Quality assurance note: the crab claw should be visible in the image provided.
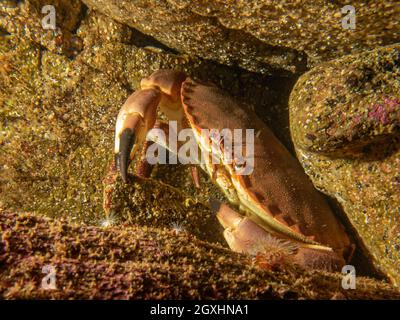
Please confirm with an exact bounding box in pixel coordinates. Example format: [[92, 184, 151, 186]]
[[211, 200, 290, 255], [211, 200, 345, 271], [115, 70, 188, 182], [114, 89, 161, 182]]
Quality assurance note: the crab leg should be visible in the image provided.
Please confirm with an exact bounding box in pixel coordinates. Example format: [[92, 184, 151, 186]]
[[134, 140, 156, 178], [190, 166, 201, 188], [211, 200, 345, 271], [114, 70, 187, 182], [212, 200, 271, 253]]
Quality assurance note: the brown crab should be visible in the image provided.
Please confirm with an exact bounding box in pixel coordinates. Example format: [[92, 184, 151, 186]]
[[114, 69, 354, 271]]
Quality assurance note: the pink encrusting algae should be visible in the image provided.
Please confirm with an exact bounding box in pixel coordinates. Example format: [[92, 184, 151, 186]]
[[368, 97, 400, 125]]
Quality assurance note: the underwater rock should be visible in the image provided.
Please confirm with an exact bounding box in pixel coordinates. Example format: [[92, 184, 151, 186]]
[[289, 44, 400, 286], [102, 162, 226, 245], [81, 0, 399, 74], [0, 0, 85, 57], [1, 209, 400, 299]]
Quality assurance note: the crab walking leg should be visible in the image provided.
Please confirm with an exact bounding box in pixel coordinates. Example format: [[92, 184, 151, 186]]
[[134, 121, 170, 178], [211, 199, 296, 254], [114, 70, 187, 182], [211, 200, 346, 271], [135, 140, 156, 178], [190, 166, 201, 188]]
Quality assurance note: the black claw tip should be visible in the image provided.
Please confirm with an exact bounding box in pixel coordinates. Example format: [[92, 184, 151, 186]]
[[209, 198, 222, 213], [118, 128, 135, 183]]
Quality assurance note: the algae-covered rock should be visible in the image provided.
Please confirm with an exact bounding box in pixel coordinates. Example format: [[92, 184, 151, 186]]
[[0, 0, 84, 57], [0, 31, 127, 224], [1, 209, 399, 299], [102, 162, 226, 245], [81, 0, 400, 74], [289, 44, 400, 285]]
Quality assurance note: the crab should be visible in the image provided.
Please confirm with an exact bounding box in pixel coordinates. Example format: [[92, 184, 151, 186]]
[[113, 69, 354, 271]]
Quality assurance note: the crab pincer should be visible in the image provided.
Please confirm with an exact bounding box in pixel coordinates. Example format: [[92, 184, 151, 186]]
[[114, 70, 186, 182]]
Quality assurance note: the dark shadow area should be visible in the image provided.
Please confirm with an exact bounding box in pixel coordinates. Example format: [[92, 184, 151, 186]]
[[129, 28, 180, 55], [327, 197, 388, 281]]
